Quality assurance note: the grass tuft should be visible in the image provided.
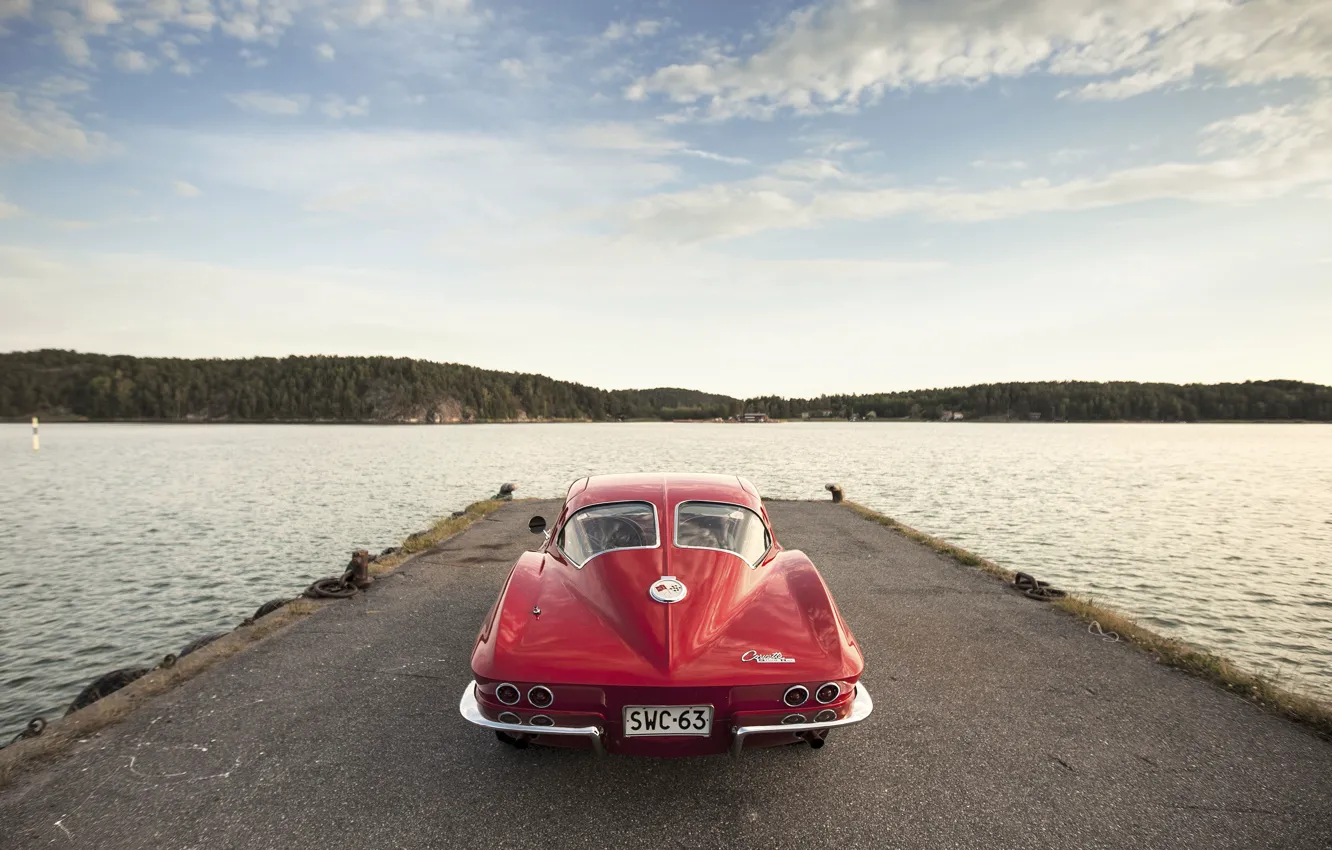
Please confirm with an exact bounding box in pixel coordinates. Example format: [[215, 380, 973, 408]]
[[843, 500, 1332, 738], [368, 499, 507, 575]]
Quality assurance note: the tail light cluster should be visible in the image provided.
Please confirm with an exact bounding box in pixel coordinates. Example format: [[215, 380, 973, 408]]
[[779, 681, 850, 724], [492, 682, 555, 709], [489, 682, 560, 728], [782, 681, 845, 707]]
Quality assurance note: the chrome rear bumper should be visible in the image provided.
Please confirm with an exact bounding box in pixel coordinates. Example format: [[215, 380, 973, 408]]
[[459, 680, 606, 756], [730, 683, 874, 757], [459, 680, 873, 759]]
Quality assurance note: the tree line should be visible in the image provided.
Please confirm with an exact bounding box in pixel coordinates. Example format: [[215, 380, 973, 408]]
[[2, 350, 1329, 423]]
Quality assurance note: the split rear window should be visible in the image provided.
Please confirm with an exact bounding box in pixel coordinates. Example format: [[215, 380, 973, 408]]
[[674, 502, 770, 566], [557, 502, 658, 566]]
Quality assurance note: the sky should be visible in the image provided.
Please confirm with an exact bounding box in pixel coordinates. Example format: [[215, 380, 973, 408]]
[[0, 0, 1329, 397]]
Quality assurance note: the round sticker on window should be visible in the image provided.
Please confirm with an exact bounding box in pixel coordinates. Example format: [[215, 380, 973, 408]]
[[649, 577, 687, 604]]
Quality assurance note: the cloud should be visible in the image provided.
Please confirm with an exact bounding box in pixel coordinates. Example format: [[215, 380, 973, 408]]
[[971, 159, 1028, 170], [630, 0, 1332, 119], [315, 42, 335, 60], [0, 90, 114, 161], [226, 91, 308, 115], [602, 18, 663, 42], [557, 121, 746, 165], [82, 0, 120, 26], [34, 75, 90, 98], [159, 41, 196, 74], [173, 180, 202, 197], [186, 127, 682, 229], [113, 48, 155, 72], [320, 94, 369, 118], [498, 58, 528, 79], [1, 0, 31, 21], [614, 94, 1332, 242], [0, 195, 21, 219]]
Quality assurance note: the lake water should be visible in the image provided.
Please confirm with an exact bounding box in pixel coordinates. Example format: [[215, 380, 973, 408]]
[[2, 422, 1330, 740]]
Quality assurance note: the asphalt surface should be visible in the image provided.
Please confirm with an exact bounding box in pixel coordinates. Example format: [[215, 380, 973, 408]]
[[2, 500, 1330, 850]]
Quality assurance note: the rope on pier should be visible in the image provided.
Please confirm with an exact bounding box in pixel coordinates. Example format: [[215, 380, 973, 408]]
[[1013, 572, 1067, 601]]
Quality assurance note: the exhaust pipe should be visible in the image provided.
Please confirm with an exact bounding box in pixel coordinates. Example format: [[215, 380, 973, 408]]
[[801, 731, 827, 749], [495, 731, 532, 749]]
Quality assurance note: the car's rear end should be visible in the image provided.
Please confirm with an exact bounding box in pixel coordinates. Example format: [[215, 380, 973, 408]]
[[461, 675, 873, 756]]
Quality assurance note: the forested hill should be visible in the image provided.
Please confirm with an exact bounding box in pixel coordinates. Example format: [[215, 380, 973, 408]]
[[2, 350, 1329, 423]]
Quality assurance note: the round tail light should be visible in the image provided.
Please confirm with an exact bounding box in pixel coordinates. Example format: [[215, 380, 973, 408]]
[[530, 715, 554, 727], [783, 685, 809, 707], [528, 686, 554, 708], [814, 709, 836, 722], [497, 711, 521, 725], [815, 682, 841, 704], [495, 683, 521, 705], [781, 714, 805, 725]]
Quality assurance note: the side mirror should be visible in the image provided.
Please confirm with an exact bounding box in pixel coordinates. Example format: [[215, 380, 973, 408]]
[[528, 516, 547, 535]]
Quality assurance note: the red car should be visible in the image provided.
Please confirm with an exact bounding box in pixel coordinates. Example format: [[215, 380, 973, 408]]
[[459, 473, 872, 757]]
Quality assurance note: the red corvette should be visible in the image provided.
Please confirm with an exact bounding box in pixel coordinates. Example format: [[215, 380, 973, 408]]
[[459, 473, 872, 757]]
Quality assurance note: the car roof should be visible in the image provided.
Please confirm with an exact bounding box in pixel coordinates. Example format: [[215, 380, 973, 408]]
[[564, 473, 762, 515]]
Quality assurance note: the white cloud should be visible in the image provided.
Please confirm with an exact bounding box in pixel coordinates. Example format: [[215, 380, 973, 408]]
[[355, 0, 387, 26], [498, 58, 528, 79], [160, 41, 197, 74], [320, 94, 369, 119], [1, 0, 31, 21], [0, 195, 21, 219], [226, 91, 308, 115], [971, 159, 1028, 170], [113, 49, 155, 72], [601, 18, 663, 42], [614, 94, 1332, 242], [631, 0, 1332, 118], [35, 75, 90, 98], [315, 42, 335, 60], [187, 127, 681, 228], [81, 0, 120, 26], [0, 90, 114, 161], [173, 179, 202, 197], [557, 121, 746, 165]]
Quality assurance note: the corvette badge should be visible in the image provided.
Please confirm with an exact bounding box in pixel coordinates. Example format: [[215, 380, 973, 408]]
[[649, 577, 687, 604]]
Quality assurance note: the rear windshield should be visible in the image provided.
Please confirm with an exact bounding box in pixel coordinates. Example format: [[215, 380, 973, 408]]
[[557, 501, 659, 566], [674, 502, 771, 566]]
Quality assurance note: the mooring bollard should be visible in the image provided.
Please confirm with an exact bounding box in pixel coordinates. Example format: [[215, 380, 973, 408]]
[[825, 483, 843, 503], [348, 549, 374, 589]]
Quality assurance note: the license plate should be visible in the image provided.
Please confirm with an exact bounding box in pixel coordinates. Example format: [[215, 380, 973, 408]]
[[623, 705, 713, 737]]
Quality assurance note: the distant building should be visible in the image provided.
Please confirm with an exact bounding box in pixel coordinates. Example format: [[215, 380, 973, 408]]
[[1029, 412, 1042, 421], [741, 412, 769, 423], [940, 410, 965, 421]]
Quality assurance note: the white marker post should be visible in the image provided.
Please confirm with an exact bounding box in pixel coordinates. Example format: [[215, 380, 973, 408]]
[[32, 416, 39, 451]]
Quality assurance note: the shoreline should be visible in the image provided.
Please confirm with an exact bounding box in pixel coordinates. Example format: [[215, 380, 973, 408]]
[[0, 497, 509, 787], [5, 418, 1329, 426], [843, 500, 1332, 738]]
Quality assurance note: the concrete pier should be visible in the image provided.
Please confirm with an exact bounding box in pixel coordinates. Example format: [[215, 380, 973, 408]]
[[1, 500, 1329, 848]]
